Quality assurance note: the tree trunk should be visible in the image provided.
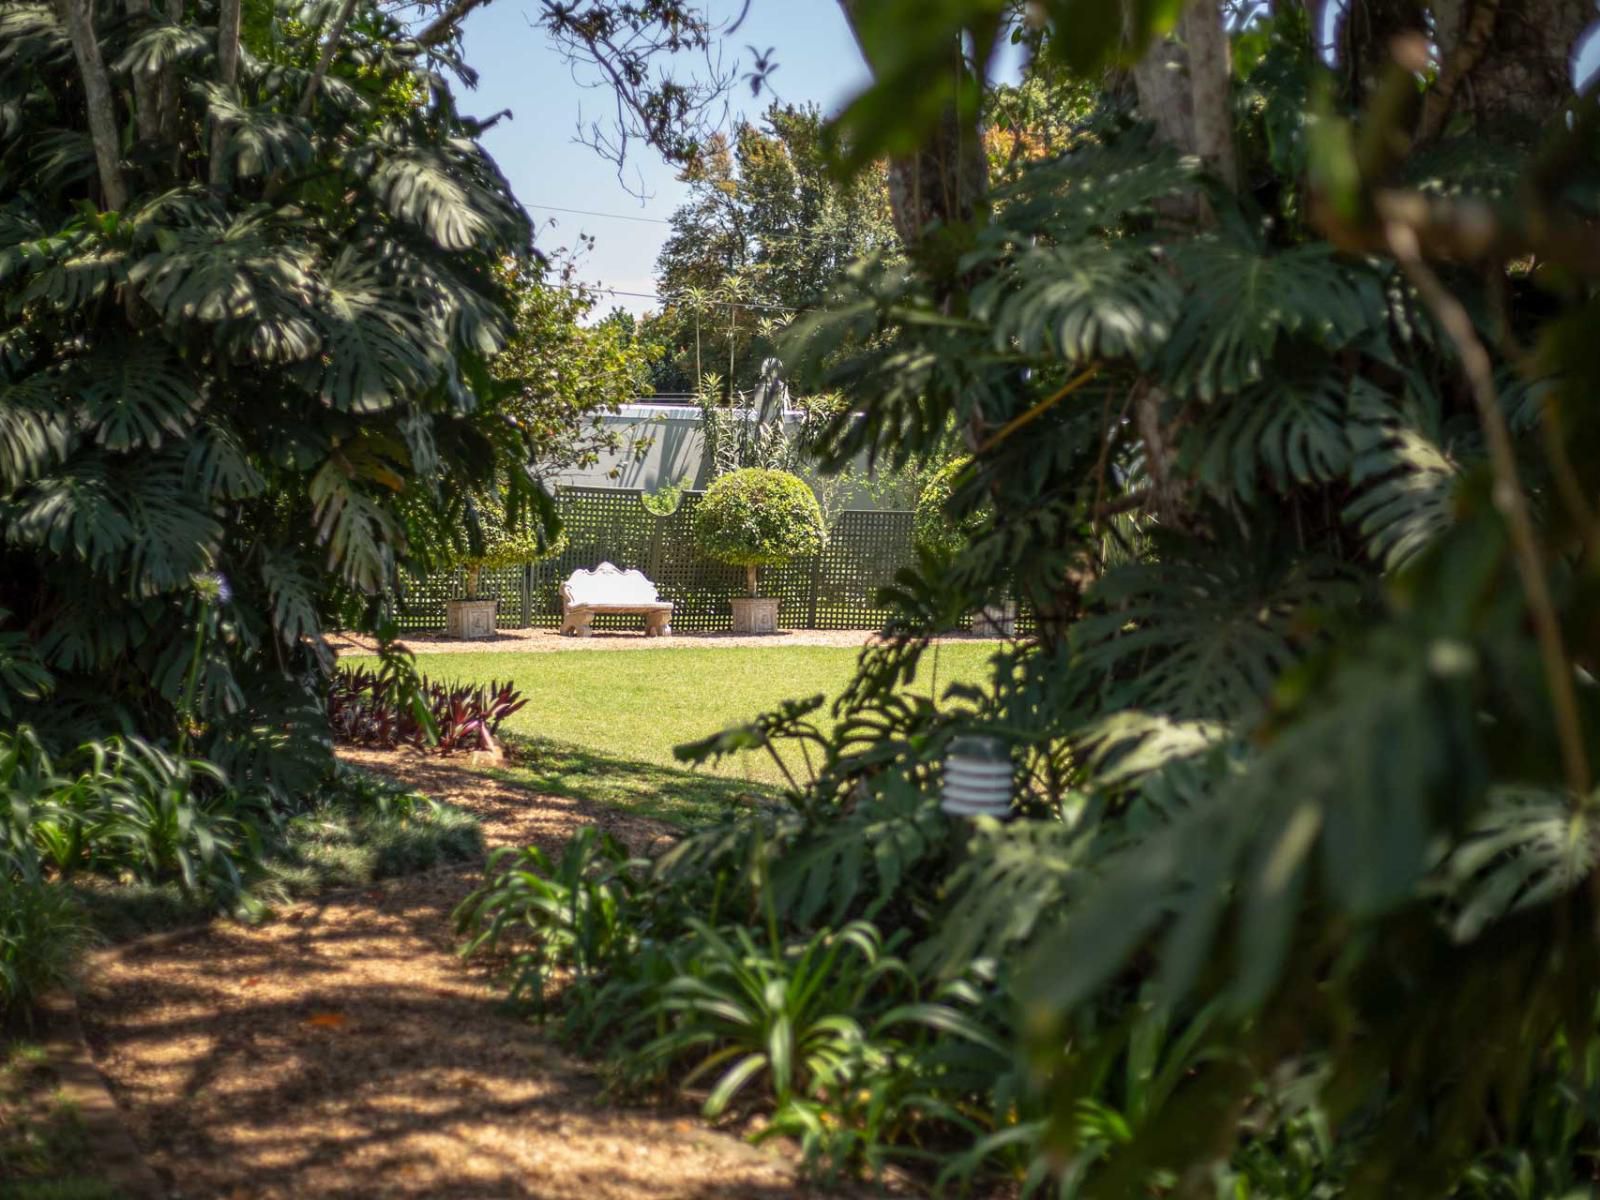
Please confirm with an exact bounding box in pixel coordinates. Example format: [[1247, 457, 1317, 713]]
[[1185, 0, 1237, 191], [466, 563, 482, 600], [836, 1, 988, 273], [210, 0, 242, 189], [1333, 0, 1429, 103], [746, 563, 758, 598], [55, 0, 127, 211], [1454, 0, 1590, 134], [158, 0, 184, 148], [124, 0, 163, 144]]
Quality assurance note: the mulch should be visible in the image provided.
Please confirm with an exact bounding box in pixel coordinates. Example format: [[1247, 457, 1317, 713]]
[[75, 749, 842, 1199]]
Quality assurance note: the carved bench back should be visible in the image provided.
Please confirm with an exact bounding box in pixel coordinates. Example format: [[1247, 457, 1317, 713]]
[[561, 562, 665, 608]]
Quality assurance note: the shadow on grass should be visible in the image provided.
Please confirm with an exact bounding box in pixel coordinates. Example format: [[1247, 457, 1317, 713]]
[[487, 733, 785, 831]]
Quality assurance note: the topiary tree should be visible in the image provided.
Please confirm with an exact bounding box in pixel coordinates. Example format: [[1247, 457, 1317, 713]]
[[913, 457, 990, 562], [694, 468, 825, 597]]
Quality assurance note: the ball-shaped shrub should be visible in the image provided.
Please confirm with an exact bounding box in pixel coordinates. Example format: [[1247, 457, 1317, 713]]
[[914, 457, 990, 561], [694, 468, 825, 596]]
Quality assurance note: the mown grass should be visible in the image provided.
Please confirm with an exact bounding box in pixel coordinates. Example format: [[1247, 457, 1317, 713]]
[[353, 642, 998, 810]]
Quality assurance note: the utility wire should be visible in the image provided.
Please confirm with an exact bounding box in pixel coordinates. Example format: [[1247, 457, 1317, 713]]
[[527, 200, 891, 253], [593, 285, 796, 313]]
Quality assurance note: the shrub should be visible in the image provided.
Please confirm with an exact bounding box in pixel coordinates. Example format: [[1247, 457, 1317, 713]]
[[694, 469, 826, 596], [912, 457, 989, 562], [451, 496, 569, 601], [0, 878, 94, 1026], [328, 667, 526, 753]]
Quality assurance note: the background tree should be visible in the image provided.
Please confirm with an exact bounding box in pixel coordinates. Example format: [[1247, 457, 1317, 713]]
[[0, 0, 537, 813], [641, 102, 897, 394]]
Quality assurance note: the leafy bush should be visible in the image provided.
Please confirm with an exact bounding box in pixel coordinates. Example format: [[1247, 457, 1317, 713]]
[[912, 457, 989, 562], [1, 727, 255, 902], [693, 468, 825, 596], [0, 878, 94, 1027], [328, 666, 526, 753]]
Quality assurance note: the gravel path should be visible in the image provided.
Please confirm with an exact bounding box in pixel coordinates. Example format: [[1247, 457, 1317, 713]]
[[330, 627, 1001, 656], [78, 750, 834, 1199]]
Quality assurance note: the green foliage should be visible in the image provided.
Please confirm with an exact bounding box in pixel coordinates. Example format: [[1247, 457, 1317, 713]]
[[490, 5, 1600, 1197], [0, 0, 537, 869], [0, 878, 93, 1026], [693, 468, 825, 590], [912, 456, 989, 561]]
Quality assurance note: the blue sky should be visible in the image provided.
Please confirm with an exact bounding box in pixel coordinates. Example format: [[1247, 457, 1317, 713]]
[[457, 1, 875, 317], [453, 2, 1600, 319]]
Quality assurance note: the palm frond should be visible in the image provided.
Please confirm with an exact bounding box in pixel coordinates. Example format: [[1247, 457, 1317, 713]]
[[311, 245, 442, 412], [0, 374, 77, 492], [977, 241, 1181, 365], [79, 340, 201, 451]]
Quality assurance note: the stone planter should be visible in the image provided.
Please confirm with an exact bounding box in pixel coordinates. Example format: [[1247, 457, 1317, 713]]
[[973, 601, 1016, 638], [730, 596, 780, 635], [445, 597, 498, 640]]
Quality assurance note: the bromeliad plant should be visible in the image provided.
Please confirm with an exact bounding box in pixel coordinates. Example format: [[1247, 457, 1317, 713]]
[[328, 665, 526, 754]]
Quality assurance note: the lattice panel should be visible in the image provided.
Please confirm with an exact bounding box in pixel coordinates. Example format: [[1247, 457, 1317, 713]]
[[401, 487, 1033, 634], [397, 564, 529, 632]]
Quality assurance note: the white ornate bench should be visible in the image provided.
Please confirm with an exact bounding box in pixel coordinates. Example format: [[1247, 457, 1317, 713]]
[[560, 562, 673, 637]]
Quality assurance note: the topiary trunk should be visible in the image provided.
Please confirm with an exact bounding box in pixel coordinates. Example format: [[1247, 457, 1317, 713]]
[[466, 563, 483, 600], [746, 564, 759, 597]]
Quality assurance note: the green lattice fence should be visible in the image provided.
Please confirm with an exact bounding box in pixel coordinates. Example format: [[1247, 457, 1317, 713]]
[[396, 487, 924, 633]]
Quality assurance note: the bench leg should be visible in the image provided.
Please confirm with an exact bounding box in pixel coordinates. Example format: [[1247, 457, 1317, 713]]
[[563, 611, 593, 638], [645, 612, 671, 637]]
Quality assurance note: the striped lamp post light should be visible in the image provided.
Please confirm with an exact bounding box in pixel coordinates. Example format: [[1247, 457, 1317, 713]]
[[940, 735, 1013, 818]]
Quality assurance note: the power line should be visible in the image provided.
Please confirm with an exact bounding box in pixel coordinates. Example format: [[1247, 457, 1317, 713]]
[[528, 200, 890, 253], [529, 202, 671, 225], [592, 286, 797, 313]]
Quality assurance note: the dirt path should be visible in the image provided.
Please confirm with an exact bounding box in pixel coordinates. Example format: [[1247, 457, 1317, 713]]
[[78, 751, 822, 1199]]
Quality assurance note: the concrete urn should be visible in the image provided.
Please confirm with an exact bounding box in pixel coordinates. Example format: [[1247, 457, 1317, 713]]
[[445, 597, 497, 640], [730, 596, 780, 635]]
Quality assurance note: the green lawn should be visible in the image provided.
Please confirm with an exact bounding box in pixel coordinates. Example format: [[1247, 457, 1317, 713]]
[[353, 643, 998, 826]]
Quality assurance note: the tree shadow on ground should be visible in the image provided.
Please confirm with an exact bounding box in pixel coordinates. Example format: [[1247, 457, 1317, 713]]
[[486, 734, 787, 831], [78, 869, 839, 1199]]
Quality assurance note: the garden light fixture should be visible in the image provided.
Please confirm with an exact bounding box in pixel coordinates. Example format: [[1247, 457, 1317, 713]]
[[941, 735, 1013, 818]]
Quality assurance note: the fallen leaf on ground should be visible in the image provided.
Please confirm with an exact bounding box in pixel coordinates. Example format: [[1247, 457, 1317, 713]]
[[305, 1012, 347, 1029]]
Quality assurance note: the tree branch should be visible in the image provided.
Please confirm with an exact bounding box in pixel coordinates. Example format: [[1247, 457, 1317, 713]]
[[298, 0, 361, 117], [1418, 0, 1498, 141], [55, 0, 127, 210], [417, 0, 494, 46], [1386, 219, 1591, 799]]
